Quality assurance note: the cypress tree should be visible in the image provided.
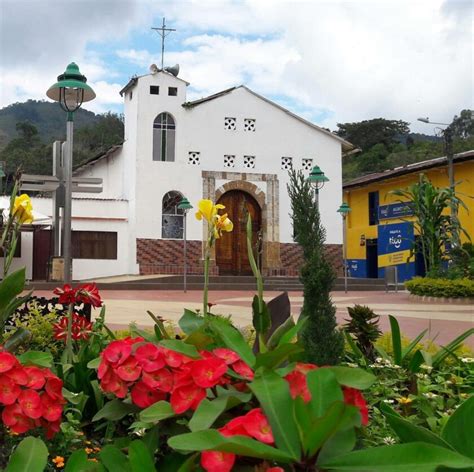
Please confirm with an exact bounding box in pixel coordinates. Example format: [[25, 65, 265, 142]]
[[287, 169, 344, 365]]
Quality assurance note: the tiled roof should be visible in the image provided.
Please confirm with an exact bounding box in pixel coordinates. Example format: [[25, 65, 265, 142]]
[[73, 145, 123, 174]]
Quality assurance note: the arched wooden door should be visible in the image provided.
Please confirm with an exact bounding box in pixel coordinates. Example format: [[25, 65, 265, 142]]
[[216, 190, 262, 275]]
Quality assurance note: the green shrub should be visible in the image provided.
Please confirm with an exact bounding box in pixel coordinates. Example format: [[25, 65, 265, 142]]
[[405, 277, 474, 298]]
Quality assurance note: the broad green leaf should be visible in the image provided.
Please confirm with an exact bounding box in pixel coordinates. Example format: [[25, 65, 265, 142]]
[[92, 399, 139, 422], [249, 371, 301, 460], [319, 442, 474, 471], [179, 309, 205, 335], [293, 396, 312, 442], [408, 350, 426, 373], [139, 400, 176, 423], [252, 295, 271, 336], [389, 315, 402, 365], [168, 430, 294, 462], [99, 446, 131, 472], [160, 339, 201, 358], [5, 437, 48, 472], [18, 350, 53, 368], [128, 440, 156, 472], [255, 343, 303, 369], [343, 330, 365, 363], [326, 366, 375, 390], [306, 369, 343, 417], [64, 449, 103, 471], [278, 316, 308, 347], [142, 426, 160, 455], [317, 428, 357, 464], [210, 321, 256, 367], [87, 357, 101, 369], [130, 325, 157, 343], [0, 268, 25, 312], [267, 316, 295, 349], [432, 328, 474, 368], [402, 329, 427, 358], [442, 396, 474, 459]]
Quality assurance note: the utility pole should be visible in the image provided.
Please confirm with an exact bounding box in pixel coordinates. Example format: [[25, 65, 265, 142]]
[[152, 18, 176, 70]]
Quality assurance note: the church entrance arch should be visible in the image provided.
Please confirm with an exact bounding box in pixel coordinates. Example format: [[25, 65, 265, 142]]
[[216, 190, 262, 275]]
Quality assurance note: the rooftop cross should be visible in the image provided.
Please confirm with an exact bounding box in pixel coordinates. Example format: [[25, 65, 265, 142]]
[[151, 17, 176, 70]]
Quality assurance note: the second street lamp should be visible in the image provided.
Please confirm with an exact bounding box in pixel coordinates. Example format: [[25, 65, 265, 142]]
[[307, 165, 329, 211], [46, 63, 95, 283], [337, 202, 351, 293], [178, 196, 193, 293]]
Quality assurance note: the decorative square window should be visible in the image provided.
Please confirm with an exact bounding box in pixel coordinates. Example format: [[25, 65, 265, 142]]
[[302, 158, 313, 171], [150, 85, 159, 95], [168, 87, 178, 96], [281, 157, 293, 170], [243, 155, 255, 169], [244, 118, 256, 132], [224, 155, 235, 168], [224, 117, 236, 130], [188, 151, 200, 165]]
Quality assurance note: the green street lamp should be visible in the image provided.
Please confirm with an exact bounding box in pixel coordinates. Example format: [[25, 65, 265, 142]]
[[178, 196, 193, 292], [307, 165, 329, 210], [337, 202, 351, 293], [46, 63, 95, 283]]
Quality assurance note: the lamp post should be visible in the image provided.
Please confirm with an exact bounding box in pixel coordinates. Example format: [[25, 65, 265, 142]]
[[307, 165, 329, 211], [46, 63, 95, 283], [337, 202, 351, 293], [178, 196, 193, 293]]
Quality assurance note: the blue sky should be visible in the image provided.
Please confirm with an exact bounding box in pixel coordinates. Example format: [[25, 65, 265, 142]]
[[0, 0, 472, 133]]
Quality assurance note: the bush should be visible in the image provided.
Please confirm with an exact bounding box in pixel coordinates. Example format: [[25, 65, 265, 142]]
[[405, 277, 474, 298]]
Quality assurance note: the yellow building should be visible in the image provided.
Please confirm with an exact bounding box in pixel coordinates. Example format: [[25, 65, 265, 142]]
[[342, 150, 474, 281]]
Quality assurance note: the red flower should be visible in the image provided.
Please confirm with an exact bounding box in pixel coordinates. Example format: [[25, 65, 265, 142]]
[[191, 358, 228, 388], [142, 368, 174, 392], [18, 390, 43, 419], [213, 348, 240, 365], [284, 363, 318, 402], [0, 352, 17, 373], [41, 393, 64, 421], [0, 376, 21, 405], [2, 403, 33, 434], [100, 370, 128, 398], [24, 366, 46, 390], [170, 383, 206, 414], [41, 418, 61, 439], [53, 314, 93, 341], [53, 284, 77, 305], [161, 348, 192, 368], [6, 366, 28, 386], [343, 387, 369, 426], [241, 408, 274, 444], [103, 340, 132, 366], [44, 376, 64, 401], [220, 416, 248, 437], [115, 357, 141, 382], [131, 381, 166, 408], [201, 451, 236, 472], [135, 344, 165, 372], [231, 360, 254, 380], [76, 283, 102, 308]]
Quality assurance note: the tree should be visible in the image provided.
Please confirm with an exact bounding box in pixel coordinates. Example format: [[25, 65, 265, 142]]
[[287, 169, 344, 365], [450, 109, 474, 139], [335, 118, 410, 152]]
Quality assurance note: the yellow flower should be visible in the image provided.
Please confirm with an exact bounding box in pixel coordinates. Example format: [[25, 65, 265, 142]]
[[52, 456, 65, 468], [85, 447, 94, 454], [398, 396, 413, 405], [12, 194, 33, 224], [213, 213, 233, 239], [195, 199, 224, 223]]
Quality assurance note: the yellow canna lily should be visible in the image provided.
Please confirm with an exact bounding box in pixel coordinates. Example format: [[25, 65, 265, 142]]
[[214, 213, 233, 239], [12, 194, 33, 225], [195, 199, 225, 223]]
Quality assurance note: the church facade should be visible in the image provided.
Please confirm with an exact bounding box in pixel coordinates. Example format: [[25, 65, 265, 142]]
[[13, 69, 353, 280]]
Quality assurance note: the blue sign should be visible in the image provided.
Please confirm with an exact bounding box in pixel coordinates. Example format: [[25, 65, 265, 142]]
[[378, 202, 414, 220], [346, 259, 367, 278]]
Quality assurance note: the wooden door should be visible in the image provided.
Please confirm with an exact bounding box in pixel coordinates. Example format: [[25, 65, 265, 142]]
[[216, 190, 261, 275], [33, 229, 52, 280]]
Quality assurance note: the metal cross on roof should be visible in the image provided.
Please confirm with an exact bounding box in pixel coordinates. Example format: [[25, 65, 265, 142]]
[[151, 17, 176, 70]]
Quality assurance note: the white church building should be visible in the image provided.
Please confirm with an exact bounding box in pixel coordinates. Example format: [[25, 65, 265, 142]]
[[13, 68, 353, 281]]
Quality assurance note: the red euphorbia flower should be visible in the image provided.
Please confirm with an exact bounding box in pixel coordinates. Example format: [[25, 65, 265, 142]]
[[41, 418, 61, 440], [201, 450, 236, 472], [18, 390, 43, 419], [135, 343, 165, 372], [44, 376, 64, 401], [24, 366, 46, 390], [41, 394, 63, 421], [284, 363, 318, 402], [0, 376, 21, 405], [161, 348, 192, 368], [131, 381, 167, 408], [191, 357, 228, 388], [116, 357, 141, 382], [170, 383, 206, 414], [220, 416, 248, 437], [231, 360, 254, 380], [0, 352, 17, 373], [103, 340, 132, 366], [100, 370, 129, 398], [53, 284, 77, 305], [6, 366, 28, 386], [2, 403, 33, 434], [142, 368, 174, 392], [213, 348, 240, 365], [343, 387, 369, 426], [76, 283, 102, 308], [241, 408, 274, 444]]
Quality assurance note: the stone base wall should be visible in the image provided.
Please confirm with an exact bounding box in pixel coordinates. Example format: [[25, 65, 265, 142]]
[[137, 239, 342, 276]]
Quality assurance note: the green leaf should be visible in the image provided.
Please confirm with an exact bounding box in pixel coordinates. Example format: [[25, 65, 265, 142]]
[[87, 357, 101, 369], [18, 350, 53, 368], [99, 446, 131, 472], [179, 309, 205, 335], [267, 317, 295, 350], [0, 268, 25, 312], [128, 440, 156, 472], [278, 316, 308, 347], [92, 399, 139, 422], [252, 295, 271, 336], [408, 350, 426, 373], [64, 449, 103, 471], [5, 436, 48, 472], [389, 315, 402, 365], [209, 321, 256, 367], [343, 330, 365, 363], [255, 343, 303, 370], [249, 371, 301, 460], [317, 428, 357, 464], [168, 430, 294, 462], [319, 442, 474, 471], [130, 325, 157, 343], [432, 328, 474, 368], [442, 396, 474, 459], [139, 400, 176, 423], [306, 369, 343, 417], [402, 329, 427, 358], [326, 366, 375, 390], [160, 339, 201, 359]]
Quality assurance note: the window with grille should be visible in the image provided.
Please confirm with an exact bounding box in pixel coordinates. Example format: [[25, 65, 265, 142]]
[[153, 113, 175, 162], [224, 117, 236, 130], [281, 157, 293, 170], [168, 87, 178, 96], [243, 155, 255, 169], [162, 191, 184, 239], [71, 232, 117, 259], [302, 158, 313, 171], [244, 118, 256, 132], [224, 155, 235, 168], [150, 86, 159, 95], [188, 152, 201, 165]]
